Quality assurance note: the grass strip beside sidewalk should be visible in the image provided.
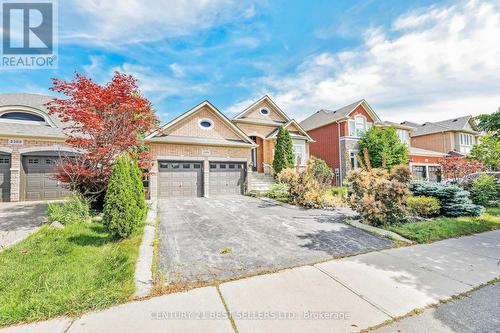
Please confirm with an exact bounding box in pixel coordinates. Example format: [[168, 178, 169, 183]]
[[0, 222, 143, 327]]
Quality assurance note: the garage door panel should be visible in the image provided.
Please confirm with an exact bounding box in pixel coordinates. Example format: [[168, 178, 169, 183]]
[[158, 161, 202, 198], [0, 155, 11, 202], [23, 156, 69, 201], [209, 162, 245, 196]]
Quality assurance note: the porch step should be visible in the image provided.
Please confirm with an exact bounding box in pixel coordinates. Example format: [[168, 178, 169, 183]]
[[249, 173, 276, 193]]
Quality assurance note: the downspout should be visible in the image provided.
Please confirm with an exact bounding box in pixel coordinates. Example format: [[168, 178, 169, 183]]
[[338, 120, 342, 187]]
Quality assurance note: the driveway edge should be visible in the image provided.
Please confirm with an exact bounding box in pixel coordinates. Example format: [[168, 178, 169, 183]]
[[133, 199, 157, 298], [346, 219, 414, 244]]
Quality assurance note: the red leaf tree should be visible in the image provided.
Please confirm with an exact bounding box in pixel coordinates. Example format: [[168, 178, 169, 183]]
[[47, 72, 159, 201], [438, 156, 485, 183]]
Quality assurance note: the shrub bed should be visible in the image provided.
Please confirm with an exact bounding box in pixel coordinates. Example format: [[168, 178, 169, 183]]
[[47, 194, 91, 225], [410, 181, 483, 217]]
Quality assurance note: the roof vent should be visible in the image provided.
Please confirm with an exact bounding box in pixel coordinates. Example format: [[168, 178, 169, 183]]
[[333, 111, 336, 113], [452, 119, 458, 122]]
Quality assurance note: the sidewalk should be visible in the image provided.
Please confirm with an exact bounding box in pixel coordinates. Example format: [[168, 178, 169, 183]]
[[2, 230, 499, 333]]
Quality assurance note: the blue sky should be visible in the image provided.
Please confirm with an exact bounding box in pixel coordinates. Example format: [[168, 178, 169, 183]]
[[1, 0, 499, 124]]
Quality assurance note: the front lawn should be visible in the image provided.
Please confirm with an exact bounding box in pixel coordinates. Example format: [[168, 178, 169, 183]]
[[0, 222, 143, 327], [387, 208, 500, 244]]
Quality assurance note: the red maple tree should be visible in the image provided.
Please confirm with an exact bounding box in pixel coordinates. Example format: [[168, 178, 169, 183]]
[[47, 72, 159, 200], [438, 156, 485, 183]]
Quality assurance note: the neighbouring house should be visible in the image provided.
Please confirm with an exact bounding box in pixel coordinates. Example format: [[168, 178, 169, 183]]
[[401, 116, 481, 156], [300, 99, 447, 186], [0, 94, 75, 202], [0, 93, 311, 202], [145, 95, 313, 200]]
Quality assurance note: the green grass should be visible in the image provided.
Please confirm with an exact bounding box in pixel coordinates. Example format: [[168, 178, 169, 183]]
[[387, 209, 500, 244], [0, 222, 143, 327]]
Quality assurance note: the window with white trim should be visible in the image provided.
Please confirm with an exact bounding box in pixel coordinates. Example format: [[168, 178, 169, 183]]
[[348, 115, 368, 137], [459, 133, 473, 146], [292, 140, 306, 166], [396, 129, 410, 145]]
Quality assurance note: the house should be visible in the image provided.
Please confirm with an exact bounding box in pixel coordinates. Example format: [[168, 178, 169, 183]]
[[0, 93, 311, 202], [0, 94, 75, 202], [300, 99, 447, 185], [401, 116, 480, 156], [145, 95, 313, 200]]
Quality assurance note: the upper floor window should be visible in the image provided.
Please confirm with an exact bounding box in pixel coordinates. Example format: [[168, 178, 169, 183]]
[[260, 108, 269, 116], [198, 119, 214, 130], [349, 115, 369, 137], [0, 111, 45, 123], [396, 129, 410, 145], [459, 133, 473, 146]]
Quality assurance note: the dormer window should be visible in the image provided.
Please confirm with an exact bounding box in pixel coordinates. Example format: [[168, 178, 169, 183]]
[[0, 111, 45, 123], [260, 108, 269, 116]]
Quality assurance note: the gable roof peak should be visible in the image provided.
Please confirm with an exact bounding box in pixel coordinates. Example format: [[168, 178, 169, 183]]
[[233, 95, 291, 121]]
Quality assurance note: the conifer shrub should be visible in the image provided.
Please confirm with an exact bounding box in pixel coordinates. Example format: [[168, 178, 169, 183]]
[[410, 181, 483, 217], [272, 127, 294, 174], [130, 158, 147, 223], [103, 155, 136, 239]]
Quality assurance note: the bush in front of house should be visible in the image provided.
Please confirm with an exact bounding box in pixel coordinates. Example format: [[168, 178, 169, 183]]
[[265, 183, 290, 201], [470, 174, 499, 207], [277, 157, 336, 208], [272, 127, 294, 175], [47, 194, 91, 225], [410, 181, 483, 217], [130, 157, 147, 223], [407, 196, 441, 217], [103, 154, 137, 239], [346, 164, 412, 226]]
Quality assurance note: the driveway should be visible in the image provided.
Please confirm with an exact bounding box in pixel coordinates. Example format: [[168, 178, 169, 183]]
[[157, 195, 393, 285], [0, 202, 48, 250]]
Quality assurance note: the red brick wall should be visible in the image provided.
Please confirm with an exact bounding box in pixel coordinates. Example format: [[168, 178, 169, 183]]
[[307, 123, 340, 171], [409, 155, 442, 164]]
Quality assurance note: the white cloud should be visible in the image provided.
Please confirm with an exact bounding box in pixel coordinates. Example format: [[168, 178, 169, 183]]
[[83, 55, 105, 75], [231, 0, 500, 123], [169, 63, 185, 78], [62, 0, 258, 45]]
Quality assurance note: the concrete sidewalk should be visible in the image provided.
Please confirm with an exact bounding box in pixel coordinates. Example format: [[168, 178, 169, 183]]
[[2, 230, 499, 333]]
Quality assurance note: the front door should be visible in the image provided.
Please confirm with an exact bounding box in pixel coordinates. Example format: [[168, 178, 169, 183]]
[[250, 136, 258, 171]]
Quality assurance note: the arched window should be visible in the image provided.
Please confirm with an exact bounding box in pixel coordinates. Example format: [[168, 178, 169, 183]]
[[0, 111, 45, 122], [355, 115, 366, 137]]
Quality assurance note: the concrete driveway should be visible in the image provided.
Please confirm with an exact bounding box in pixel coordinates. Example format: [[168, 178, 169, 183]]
[[157, 195, 393, 285], [0, 202, 48, 250]]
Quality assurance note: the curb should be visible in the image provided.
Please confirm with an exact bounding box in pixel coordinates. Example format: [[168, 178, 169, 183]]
[[346, 219, 414, 244], [134, 200, 157, 297]]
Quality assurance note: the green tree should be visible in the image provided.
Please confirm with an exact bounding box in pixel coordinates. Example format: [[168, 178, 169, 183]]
[[358, 127, 409, 170], [103, 154, 136, 239], [130, 158, 147, 223], [475, 108, 500, 136], [469, 134, 500, 170], [273, 127, 294, 174]]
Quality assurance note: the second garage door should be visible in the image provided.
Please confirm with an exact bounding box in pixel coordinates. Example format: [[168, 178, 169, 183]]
[[0, 155, 10, 202], [23, 156, 71, 201], [158, 161, 203, 198], [209, 162, 245, 196]]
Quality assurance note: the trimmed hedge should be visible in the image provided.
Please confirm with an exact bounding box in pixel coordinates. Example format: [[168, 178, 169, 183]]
[[410, 181, 483, 217], [407, 196, 440, 217]]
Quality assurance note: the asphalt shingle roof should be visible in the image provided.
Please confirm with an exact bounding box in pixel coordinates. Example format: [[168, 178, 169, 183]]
[[407, 115, 477, 137], [299, 100, 363, 131], [0, 93, 66, 138]]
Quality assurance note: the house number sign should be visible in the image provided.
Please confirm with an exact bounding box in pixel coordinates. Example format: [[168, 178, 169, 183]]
[[8, 139, 24, 145]]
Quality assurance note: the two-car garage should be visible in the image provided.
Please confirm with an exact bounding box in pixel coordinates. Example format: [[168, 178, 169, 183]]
[[157, 160, 246, 198]]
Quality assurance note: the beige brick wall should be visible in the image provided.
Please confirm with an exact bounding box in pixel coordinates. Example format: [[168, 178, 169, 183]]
[[240, 100, 288, 122], [0, 136, 67, 201], [165, 106, 241, 140]]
